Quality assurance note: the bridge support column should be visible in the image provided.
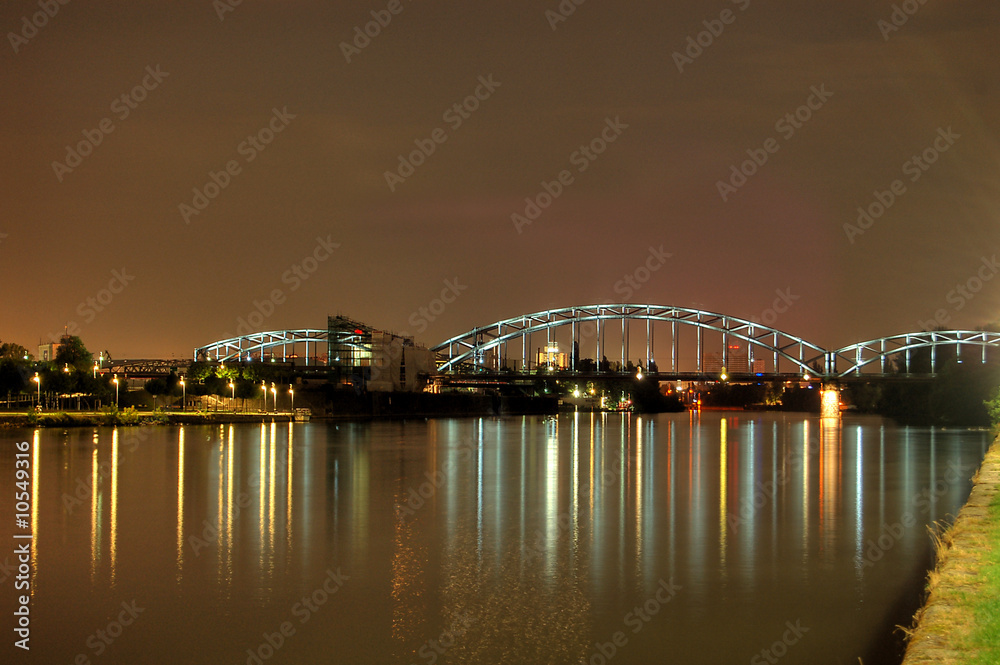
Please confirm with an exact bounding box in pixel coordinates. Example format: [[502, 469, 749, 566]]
[[773, 333, 779, 373], [671, 320, 678, 373], [646, 314, 652, 371], [697, 325, 703, 374]]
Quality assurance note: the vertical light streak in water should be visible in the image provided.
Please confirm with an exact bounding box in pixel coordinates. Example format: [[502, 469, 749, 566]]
[[745, 419, 755, 582], [217, 432, 224, 583], [572, 411, 580, 559], [287, 424, 293, 557], [635, 416, 643, 580], [520, 417, 527, 552], [177, 427, 185, 580], [593, 413, 604, 579], [688, 412, 696, 581], [819, 417, 840, 558], [855, 426, 864, 579], [269, 421, 277, 566], [545, 417, 559, 580], [31, 430, 40, 596], [801, 420, 809, 560], [226, 426, 234, 588], [771, 422, 778, 561], [477, 418, 484, 562], [589, 413, 595, 515], [818, 420, 825, 543], [110, 428, 119, 586], [258, 424, 266, 576], [619, 415, 627, 586], [90, 440, 99, 583], [719, 418, 727, 578], [668, 420, 675, 579], [352, 434, 370, 565], [494, 420, 503, 565]]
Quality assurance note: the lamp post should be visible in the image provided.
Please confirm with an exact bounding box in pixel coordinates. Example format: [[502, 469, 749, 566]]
[[289, 385, 294, 414], [229, 382, 235, 411], [32, 372, 40, 407], [270, 383, 276, 413], [93, 361, 98, 379], [112, 374, 119, 407], [179, 377, 185, 412], [261, 381, 267, 413]]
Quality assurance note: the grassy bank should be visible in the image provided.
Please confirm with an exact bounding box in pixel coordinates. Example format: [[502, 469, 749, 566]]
[[903, 437, 1000, 664], [0, 408, 292, 428]]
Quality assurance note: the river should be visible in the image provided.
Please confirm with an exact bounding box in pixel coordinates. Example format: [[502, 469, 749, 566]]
[[0, 412, 990, 664]]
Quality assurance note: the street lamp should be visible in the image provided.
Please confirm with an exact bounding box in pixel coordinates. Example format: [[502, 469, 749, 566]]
[[636, 369, 643, 380], [289, 385, 294, 414], [112, 374, 119, 407], [93, 361, 98, 379], [229, 381, 235, 410], [261, 381, 267, 412], [270, 383, 276, 413], [32, 372, 40, 407], [179, 377, 185, 412]]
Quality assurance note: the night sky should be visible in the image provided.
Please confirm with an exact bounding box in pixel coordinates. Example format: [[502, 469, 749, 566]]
[[2, 0, 998, 359]]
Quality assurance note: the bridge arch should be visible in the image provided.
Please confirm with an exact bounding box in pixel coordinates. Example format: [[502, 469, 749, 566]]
[[431, 304, 828, 376], [194, 329, 328, 364], [831, 330, 1000, 376]]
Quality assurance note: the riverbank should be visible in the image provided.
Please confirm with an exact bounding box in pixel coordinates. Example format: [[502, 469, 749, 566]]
[[902, 434, 1000, 664], [0, 392, 560, 427], [0, 411, 293, 428]]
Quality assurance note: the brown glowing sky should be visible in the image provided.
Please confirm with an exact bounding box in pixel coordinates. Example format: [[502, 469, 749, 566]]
[[2, 0, 999, 358]]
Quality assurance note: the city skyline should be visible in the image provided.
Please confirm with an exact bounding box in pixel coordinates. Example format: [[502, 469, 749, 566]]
[[2, 0, 998, 358]]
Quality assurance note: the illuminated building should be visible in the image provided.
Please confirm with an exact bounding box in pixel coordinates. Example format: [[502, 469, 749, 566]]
[[536, 343, 569, 370], [326, 315, 434, 392]]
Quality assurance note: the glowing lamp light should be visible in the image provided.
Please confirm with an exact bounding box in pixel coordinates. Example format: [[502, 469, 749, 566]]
[[821, 387, 840, 418]]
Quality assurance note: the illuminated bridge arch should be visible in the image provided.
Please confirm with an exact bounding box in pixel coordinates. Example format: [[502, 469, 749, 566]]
[[831, 330, 1000, 377], [431, 304, 829, 376], [194, 329, 328, 364]]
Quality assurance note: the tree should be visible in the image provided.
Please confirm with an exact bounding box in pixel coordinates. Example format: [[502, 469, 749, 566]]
[[145, 378, 169, 408], [0, 339, 33, 394], [986, 386, 1000, 428], [55, 335, 94, 372], [0, 341, 31, 361]]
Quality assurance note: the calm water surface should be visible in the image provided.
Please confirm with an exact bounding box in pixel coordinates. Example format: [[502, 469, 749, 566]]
[[0, 413, 991, 664]]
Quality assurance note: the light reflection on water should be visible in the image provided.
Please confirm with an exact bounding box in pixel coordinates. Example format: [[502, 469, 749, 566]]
[[1, 412, 990, 665]]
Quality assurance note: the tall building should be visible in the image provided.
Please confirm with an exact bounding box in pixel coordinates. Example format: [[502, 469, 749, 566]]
[[536, 342, 569, 370]]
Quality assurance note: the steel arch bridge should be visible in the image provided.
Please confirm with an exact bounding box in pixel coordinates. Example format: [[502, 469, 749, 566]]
[[194, 329, 328, 364], [431, 304, 829, 375], [831, 330, 1000, 376], [188, 307, 1000, 380], [430, 304, 1000, 379]]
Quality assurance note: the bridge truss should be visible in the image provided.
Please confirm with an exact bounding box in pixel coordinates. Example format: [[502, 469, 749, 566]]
[[432, 305, 1000, 379], [187, 308, 1000, 381], [431, 304, 829, 376], [831, 330, 1000, 377], [194, 329, 328, 364]]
